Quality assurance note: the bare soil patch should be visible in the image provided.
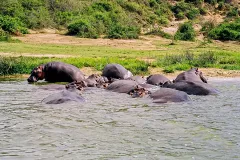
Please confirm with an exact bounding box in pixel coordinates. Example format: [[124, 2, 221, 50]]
[[16, 33, 158, 50]]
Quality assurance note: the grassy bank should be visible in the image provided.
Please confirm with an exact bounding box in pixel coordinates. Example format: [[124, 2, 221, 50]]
[[1, 50, 240, 76], [0, 56, 149, 76], [0, 34, 240, 76]]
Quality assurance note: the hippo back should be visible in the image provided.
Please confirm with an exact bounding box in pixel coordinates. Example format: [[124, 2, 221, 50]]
[[106, 80, 138, 93], [42, 89, 85, 104], [147, 74, 171, 86], [174, 68, 207, 83], [163, 81, 219, 95], [150, 88, 191, 103], [44, 62, 85, 82], [102, 64, 133, 80]]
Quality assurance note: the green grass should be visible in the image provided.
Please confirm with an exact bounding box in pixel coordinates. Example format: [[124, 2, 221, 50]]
[[0, 56, 149, 76], [0, 37, 240, 76]]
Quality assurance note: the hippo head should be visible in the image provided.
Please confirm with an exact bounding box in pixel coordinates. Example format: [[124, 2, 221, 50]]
[[65, 81, 87, 91], [27, 65, 45, 83], [194, 68, 207, 83], [129, 85, 148, 98]]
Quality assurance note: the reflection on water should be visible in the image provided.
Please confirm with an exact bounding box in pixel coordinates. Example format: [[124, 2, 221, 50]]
[[0, 78, 240, 160]]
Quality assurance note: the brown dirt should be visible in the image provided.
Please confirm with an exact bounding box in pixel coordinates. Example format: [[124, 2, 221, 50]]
[[15, 33, 158, 50]]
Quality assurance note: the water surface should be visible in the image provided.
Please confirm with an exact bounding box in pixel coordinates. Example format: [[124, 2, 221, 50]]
[[0, 78, 239, 160]]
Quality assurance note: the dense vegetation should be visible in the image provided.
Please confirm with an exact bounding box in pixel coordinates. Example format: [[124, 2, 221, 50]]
[[0, 0, 239, 40]]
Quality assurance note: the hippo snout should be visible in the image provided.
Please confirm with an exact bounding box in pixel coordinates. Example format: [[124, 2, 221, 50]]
[[27, 76, 37, 83]]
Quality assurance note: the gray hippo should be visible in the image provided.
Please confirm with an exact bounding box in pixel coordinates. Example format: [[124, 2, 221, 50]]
[[102, 64, 133, 80], [150, 88, 191, 103], [163, 81, 219, 95], [106, 80, 148, 97], [146, 74, 171, 86], [27, 61, 85, 83], [126, 76, 146, 84], [106, 80, 138, 93], [173, 68, 207, 83], [66, 74, 109, 90], [42, 85, 85, 104], [84, 74, 102, 87]]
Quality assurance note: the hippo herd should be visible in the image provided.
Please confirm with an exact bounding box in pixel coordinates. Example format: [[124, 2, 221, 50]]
[[28, 61, 219, 104]]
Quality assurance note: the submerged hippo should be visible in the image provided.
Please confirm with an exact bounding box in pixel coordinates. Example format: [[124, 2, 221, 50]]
[[146, 74, 171, 86], [163, 81, 219, 95], [150, 88, 191, 103], [106, 80, 148, 97], [106, 80, 138, 93], [42, 85, 85, 104], [27, 62, 85, 83], [102, 64, 133, 80], [173, 68, 207, 83]]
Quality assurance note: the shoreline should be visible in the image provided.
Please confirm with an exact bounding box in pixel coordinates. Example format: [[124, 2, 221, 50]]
[[1, 67, 240, 81]]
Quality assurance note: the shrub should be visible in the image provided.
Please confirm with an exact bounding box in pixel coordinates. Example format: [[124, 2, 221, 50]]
[[106, 23, 140, 39], [67, 19, 99, 38], [227, 7, 239, 17], [174, 22, 196, 41], [0, 15, 28, 35], [208, 21, 240, 41], [186, 8, 200, 20]]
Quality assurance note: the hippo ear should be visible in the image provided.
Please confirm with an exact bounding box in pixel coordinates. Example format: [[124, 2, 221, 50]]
[[196, 68, 198, 72]]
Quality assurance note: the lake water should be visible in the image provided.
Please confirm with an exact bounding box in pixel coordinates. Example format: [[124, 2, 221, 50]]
[[0, 78, 239, 160]]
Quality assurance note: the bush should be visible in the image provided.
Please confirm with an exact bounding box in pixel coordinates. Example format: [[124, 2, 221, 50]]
[[186, 8, 200, 20], [227, 7, 239, 17], [67, 19, 99, 38], [208, 21, 240, 41], [0, 15, 28, 35], [106, 23, 140, 39], [174, 22, 196, 41]]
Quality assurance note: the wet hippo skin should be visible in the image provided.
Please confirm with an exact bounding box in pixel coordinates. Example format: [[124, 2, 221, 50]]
[[27, 61, 85, 83]]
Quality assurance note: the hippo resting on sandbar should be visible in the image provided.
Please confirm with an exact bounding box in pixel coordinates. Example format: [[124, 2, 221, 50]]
[[173, 68, 207, 83], [150, 88, 191, 103], [102, 63, 133, 80], [27, 62, 85, 83]]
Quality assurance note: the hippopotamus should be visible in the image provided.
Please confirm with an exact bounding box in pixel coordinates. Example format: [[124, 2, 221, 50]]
[[146, 74, 171, 86], [150, 88, 191, 103], [102, 63, 133, 80], [106, 80, 138, 93], [42, 85, 85, 104], [84, 74, 110, 87], [106, 80, 148, 97], [27, 61, 85, 83], [173, 68, 207, 83], [163, 81, 219, 95], [126, 76, 146, 84], [83, 74, 101, 87]]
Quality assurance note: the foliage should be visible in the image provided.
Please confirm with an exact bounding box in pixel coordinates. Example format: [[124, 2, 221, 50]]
[[67, 19, 99, 38], [0, 0, 239, 40], [106, 23, 140, 39], [145, 29, 172, 39], [208, 20, 240, 41], [174, 22, 196, 41], [0, 15, 28, 35]]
